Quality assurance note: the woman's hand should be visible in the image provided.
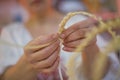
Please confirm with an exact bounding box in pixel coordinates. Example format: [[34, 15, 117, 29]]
[[1, 34, 60, 80], [24, 33, 60, 74], [60, 19, 96, 52], [60, 18, 111, 79]]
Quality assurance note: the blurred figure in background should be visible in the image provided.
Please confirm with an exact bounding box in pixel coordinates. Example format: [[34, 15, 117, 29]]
[[0, 0, 20, 24], [54, 0, 117, 14], [0, 0, 120, 80], [0, 0, 27, 34], [56, 0, 86, 13], [0, 0, 14, 27], [0, 0, 67, 80], [0, 0, 28, 26], [0, 0, 15, 34]]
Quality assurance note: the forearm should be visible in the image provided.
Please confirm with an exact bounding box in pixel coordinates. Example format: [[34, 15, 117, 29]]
[[82, 43, 111, 79], [1, 55, 37, 80], [82, 43, 99, 66]]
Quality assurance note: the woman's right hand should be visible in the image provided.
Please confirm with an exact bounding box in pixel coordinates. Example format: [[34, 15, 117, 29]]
[[24, 33, 60, 74]]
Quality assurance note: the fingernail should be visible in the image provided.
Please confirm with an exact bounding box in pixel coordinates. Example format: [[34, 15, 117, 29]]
[[60, 34, 65, 39]]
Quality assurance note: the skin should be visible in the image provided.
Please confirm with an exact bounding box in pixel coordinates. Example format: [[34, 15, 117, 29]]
[[60, 19, 111, 79], [1, 34, 61, 80], [1, 0, 62, 80], [0, 0, 114, 80]]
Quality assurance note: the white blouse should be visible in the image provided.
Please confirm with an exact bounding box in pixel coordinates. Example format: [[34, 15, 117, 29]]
[[0, 15, 119, 80]]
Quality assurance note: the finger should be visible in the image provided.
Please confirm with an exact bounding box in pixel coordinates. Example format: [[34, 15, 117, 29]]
[[40, 57, 59, 74], [27, 40, 60, 62], [64, 39, 83, 48], [29, 33, 58, 46], [63, 38, 97, 52], [64, 29, 85, 43], [24, 33, 59, 53], [33, 47, 60, 69], [60, 18, 96, 39], [64, 27, 92, 43], [63, 47, 75, 52], [65, 38, 96, 48]]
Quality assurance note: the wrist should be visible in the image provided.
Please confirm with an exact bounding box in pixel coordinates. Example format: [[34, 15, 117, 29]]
[[83, 43, 99, 57], [16, 54, 33, 72], [82, 43, 100, 68], [3, 55, 37, 80]]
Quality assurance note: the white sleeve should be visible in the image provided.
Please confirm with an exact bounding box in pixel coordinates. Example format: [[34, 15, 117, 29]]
[[103, 53, 120, 80], [96, 35, 120, 80], [0, 28, 21, 75]]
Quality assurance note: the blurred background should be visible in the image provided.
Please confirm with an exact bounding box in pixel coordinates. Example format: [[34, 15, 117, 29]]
[[0, 0, 119, 34], [0, 1, 119, 80]]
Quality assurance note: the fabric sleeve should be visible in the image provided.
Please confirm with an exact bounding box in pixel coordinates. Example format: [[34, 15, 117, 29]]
[[0, 28, 68, 80], [103, 53, 120, 80], [0, 28, 20, 75]]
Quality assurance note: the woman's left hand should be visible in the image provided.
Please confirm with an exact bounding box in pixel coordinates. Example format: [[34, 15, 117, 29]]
[[60, 19, 97, 52]]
